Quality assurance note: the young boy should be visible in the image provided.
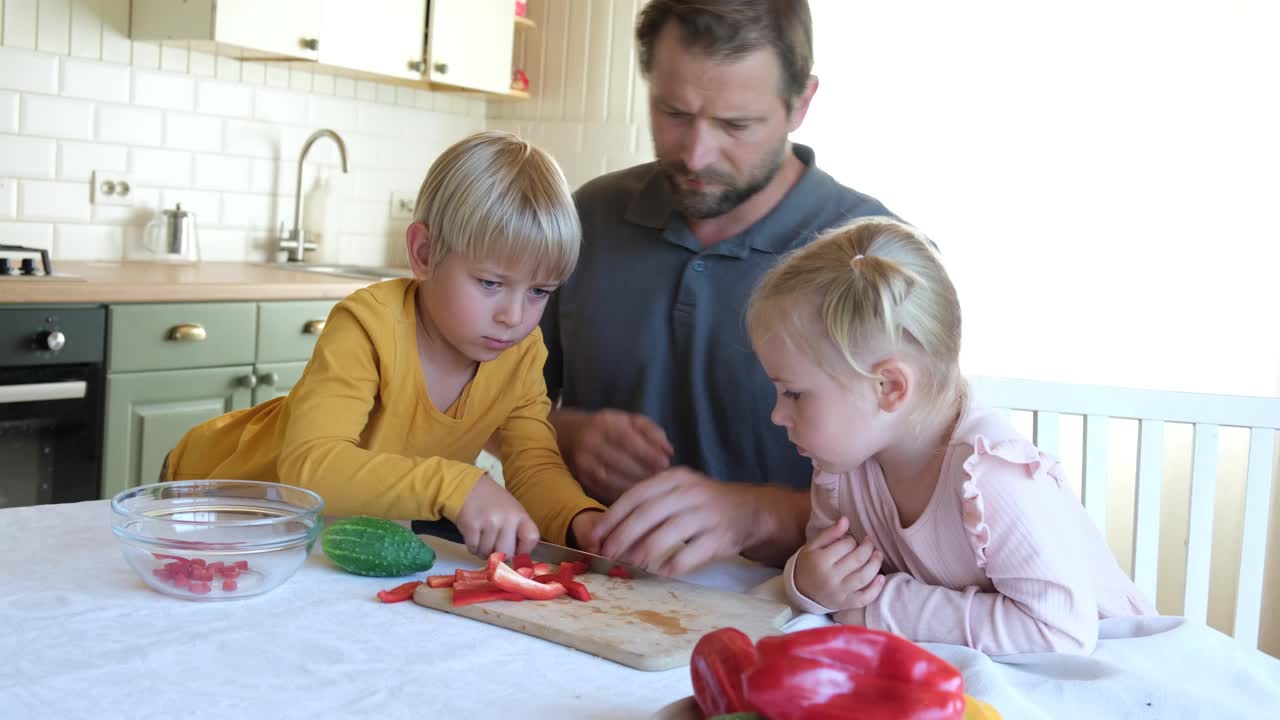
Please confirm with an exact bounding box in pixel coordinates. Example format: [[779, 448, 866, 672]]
[[163, 131, 603, 558]]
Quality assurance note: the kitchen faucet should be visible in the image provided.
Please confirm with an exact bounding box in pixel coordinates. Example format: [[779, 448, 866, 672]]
[[280, 129, 349, 262]]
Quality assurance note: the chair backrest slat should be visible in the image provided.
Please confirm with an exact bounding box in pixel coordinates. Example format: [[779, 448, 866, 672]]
[[1234, 427, 1277, 647], [1083, 414, 1110, 534], [1132, 419, 1165, 602], [1033, 411, 1061, 458], [1182, 423, 1221, 625]]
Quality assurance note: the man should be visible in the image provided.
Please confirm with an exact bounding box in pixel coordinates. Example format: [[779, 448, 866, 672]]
[[543, 0, 898, 575]]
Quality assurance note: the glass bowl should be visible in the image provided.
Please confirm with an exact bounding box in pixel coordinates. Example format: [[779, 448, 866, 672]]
[[111, 479, 324, 601]]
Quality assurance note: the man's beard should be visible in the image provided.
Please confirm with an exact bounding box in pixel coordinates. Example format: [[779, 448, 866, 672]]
[[658, 142, 787, 220]]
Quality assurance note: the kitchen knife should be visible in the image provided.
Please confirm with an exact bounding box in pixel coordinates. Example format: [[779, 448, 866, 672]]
[[530, 540, 655, 580]]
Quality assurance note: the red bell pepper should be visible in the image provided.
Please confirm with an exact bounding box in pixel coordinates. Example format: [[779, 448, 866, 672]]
[[691, 628, 757, 717], [531, 562, 551, 576], [490, 561, 567, 600], [452, 588, 526, 607], [533, 573, 592, 602], [511, 553, 533, 571], [376, 580, 422, 603], [691, 626, 966, 720], [425, 574, 455, 589]]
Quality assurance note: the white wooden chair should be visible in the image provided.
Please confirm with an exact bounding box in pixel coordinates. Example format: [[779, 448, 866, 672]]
[[970, 376, 1280, 649]]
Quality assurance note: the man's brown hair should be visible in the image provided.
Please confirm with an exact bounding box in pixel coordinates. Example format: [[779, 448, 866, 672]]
[[636, 0, 814, 104]]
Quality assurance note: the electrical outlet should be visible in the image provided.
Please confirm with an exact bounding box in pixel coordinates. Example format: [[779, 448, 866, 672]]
[[390, 192, 416, 220], [91, 170, 137, 206]]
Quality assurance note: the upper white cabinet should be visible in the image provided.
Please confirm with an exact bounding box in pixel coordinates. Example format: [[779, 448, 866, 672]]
[[425, 0, 516, 95], [130, 0, 523, 98], [319, 0, 428, 80], [131, 0, 322, 61]]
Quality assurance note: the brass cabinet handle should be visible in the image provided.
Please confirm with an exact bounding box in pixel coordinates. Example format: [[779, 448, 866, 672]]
[[408, 60, 426, 73], [434, 62, 448, 74], [301, 37, 319, 51], [303, 319, 326, 335], [166, 323, 207, 342], [239, 373, 258, 389], [258, 372, 280, 386]]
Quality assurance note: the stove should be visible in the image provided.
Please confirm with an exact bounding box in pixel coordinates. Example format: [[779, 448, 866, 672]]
[[0, 244, 84, 281]]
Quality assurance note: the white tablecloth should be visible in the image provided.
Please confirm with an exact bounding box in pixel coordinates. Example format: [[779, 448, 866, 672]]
[[4, 500, 1280, 719]]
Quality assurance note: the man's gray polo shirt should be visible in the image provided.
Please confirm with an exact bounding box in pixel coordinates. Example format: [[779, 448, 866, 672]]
[[542, 144, 895, 490]]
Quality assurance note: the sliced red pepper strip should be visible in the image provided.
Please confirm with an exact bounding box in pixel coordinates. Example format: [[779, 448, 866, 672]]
[[452, 588, 526, 607], [516, 567, 535, 578], [532, 573, 591, 602], [531, 562, 551, 576], [376, 580, 423, 603], [755, 626, 963, 694], [511, 553, 533, 570], [559, 560, 589, 576], [691, 627, 757, 717], [453, 578, 500, 592], [425, 575, 455, 589], [490, 561, 567, 600]]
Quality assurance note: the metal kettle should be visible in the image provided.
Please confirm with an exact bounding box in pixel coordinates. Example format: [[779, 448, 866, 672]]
[[142, 204, 200, 263]]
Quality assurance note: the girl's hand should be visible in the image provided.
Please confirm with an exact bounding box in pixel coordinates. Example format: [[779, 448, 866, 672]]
[[455, 473, 539, 559], [794, 516, 886, 611]]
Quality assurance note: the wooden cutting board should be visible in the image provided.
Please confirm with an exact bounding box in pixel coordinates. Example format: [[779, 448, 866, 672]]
[[413, 537, 794, 671]]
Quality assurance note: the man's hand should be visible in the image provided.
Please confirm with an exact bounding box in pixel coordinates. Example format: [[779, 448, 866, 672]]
[[552, 408, 673, 504], [455, 473, 539, 559], [590, 467, 772, 576], [793, 517, 885, 612]]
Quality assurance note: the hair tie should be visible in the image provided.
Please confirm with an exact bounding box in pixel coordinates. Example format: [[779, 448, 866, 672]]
[[850, 254, 865, 269]]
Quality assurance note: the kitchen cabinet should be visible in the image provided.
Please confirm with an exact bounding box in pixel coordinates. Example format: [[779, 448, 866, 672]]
[[102, 300, 336, 498], [130, 0, 322, 61], [425, 0, 517, 95], [319, 0, 429, 80]]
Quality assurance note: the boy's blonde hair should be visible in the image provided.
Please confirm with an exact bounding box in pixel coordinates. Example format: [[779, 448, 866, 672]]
[[747, 217, 964, 420], [412, 131, 580, 283]]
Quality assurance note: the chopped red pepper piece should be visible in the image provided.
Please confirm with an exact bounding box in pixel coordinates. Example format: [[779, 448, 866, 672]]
[[221, 579, 238, 592], [533, 573, 591, 602], [376, 580, 423, 604], [531, 562, 551, 576], [691, 628, 757, 717], [490, 562, 567, 600], [425, 575, 455, 589], [607, 564, 631, 579], [559, 560, 589, 576], [511, 553, 533, 571], [516, 567, 535, 578], [452, 588, 526, 607]]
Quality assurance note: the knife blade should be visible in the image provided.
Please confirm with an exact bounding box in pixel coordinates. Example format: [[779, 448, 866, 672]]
[[529, 540, 655, 580]]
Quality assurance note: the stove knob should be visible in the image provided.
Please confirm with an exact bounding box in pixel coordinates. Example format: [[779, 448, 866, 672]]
[[20, 257, 37, 275], [39, 330, 66, 352], [0, 257, 10, 274]]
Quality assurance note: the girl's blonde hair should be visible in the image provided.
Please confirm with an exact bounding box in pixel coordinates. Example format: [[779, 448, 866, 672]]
[[747, 216, 964, 420], [412, 131, 580, 283]]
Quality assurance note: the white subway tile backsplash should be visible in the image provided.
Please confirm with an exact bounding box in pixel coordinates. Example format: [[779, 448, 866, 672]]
[[188, 51, 216, 78], [249, 159, 289, 195], [356, 80, 376, 102], [0, 178, 16, 218], [224, 119, 283, 159], [160, 188, 220, 223], [376, 84, 397, 104], [220, 192, 278, 229], [36, 0, 70, 54], [131, 41, 160, 70], [265, 66, 289, 89], [215, 55, 241, 83], [0, 91, 17, 132], [62, 57, 131, 103], [133, 70, 194, 111], [97, 104, 164, 146], [20, 95, 94, 140], [130, 147, 192, 187], [20, 180, 90, 221], [0, 135, 56, 178], [240, 63, 266, 86], [165, 112, 223, 152], [0, 221, 54, 250], [2, 1, 39, 50], [193, 227, 249, 261], [254, 88, 309, 125], [99, 0, 132, 65], [59, 140, 127, 180], [289, 67, 313, 93], [313, 73, 335, 95], [55, 223, 124, 259], [310, 96, 359, 131], [0, 47, 58, 93], [396, 86, 415, 107], [194, 153, 251, 191], [196, 80, 253, 118], [335, 77, 355, 98], [160, 45, 189, 74]]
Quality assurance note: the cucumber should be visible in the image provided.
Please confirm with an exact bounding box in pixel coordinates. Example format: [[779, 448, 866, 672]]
[[321, 516, 436, 577]]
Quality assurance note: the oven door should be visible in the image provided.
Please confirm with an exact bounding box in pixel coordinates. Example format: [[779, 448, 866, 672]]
[[0, 364, 103, 508]]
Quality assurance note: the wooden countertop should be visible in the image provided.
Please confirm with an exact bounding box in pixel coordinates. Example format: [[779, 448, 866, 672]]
[[0, 262, 394, 304]]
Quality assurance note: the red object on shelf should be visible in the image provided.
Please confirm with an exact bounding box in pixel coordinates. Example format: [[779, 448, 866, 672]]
[[515, 1, 528, 18], [512, 69, 530, 93]]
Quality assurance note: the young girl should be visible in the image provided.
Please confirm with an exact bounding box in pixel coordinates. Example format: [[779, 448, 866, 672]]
[[746, 217, 1154, 656], [164, 131, 603, 559]]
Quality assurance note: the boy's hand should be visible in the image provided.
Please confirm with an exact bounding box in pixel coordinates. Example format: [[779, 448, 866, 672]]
[[794, 516, 885, 612], [456, 473, 539, 559], [568, 510, 604, 552]]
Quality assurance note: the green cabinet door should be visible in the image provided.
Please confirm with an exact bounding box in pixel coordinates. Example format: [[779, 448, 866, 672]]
[[103, 366, 255, 499], [251, 361, 308, 405]]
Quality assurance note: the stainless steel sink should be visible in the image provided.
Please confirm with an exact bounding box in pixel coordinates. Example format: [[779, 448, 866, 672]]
[[264, 263, 412, 282]]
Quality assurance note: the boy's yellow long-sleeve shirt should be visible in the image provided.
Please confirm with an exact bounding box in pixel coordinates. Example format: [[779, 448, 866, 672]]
[[166, 278, 603, 545]]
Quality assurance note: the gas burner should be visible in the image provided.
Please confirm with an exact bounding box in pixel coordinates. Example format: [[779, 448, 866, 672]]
[[0, 244, 82, 281]]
